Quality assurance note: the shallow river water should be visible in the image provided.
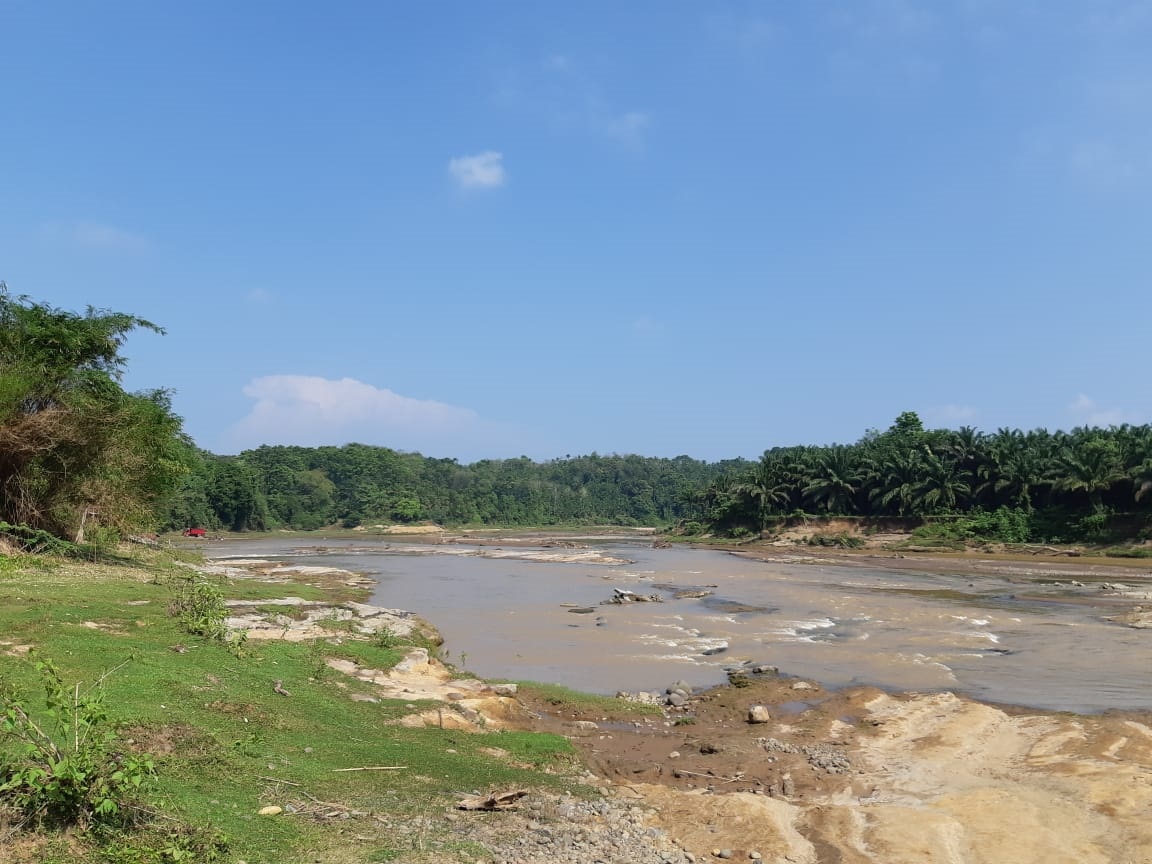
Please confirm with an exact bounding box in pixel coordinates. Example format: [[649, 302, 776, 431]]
[[209, 538, 1151, 713]]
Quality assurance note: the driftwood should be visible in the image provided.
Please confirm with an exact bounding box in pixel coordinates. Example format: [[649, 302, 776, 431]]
[[456, 790, 528, 811]]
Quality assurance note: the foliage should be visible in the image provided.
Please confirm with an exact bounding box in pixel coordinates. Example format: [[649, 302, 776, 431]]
[[806, 533, 865, 548], [0, 657, 155, 831], [0, 521, 79, 555], [161, 445, 748, 532], [694, 413, 1152, 542], [166, 574, 248, 656], [371, 626, 400, 649], [0, 286, 193, 541], [0, 552, 579, 864]]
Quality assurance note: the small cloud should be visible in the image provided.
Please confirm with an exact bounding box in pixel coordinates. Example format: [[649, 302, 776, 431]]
[[604, 111, 650, 147], [41, 220, 148, 253], [224, 375, 526, 459], [500, 55, 650, 149], [924, 404, 979, 426], [247, 287, 274, 304], [632, 316, 665, 336], [706, 14, 784, 69], [448, 151, 506, 189], [1066, 393, 1136, 427]]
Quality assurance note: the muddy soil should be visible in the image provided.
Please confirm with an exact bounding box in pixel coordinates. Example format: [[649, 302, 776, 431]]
[[518, 671, 1152, 863]]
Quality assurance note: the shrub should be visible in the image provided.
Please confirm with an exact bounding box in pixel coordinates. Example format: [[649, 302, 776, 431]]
[[0, 658, 155, 831], [806, 533, 864, 549], [167, 574, 247, 656]]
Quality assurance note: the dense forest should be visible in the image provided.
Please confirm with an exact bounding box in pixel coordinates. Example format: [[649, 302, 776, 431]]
[[693, 412, 1152, 544], [160, 445, 749, 530], [3, 288, 1150, 546]]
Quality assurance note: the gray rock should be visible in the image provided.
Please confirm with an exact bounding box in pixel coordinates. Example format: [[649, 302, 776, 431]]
[[747, 705, 771, 724]]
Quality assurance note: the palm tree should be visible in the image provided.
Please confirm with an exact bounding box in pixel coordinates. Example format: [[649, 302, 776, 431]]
[[801, 446, 864, 514], [733, 456, 793, 526], [1049, 437, 1126, 513], [978, 429, 1050, 511], [914, 454, 972, 514], [868, 453, 925, 516]]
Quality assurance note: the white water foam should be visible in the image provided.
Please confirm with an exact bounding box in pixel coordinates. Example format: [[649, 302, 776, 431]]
[[765, 617, 837, 642]]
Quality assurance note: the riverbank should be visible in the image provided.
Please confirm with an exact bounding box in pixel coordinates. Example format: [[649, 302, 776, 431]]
[[182, 548, 1152, 862], [4, 543, 1150, 862], [0, 549, 644, 864], [201, 543, 1152, 861]]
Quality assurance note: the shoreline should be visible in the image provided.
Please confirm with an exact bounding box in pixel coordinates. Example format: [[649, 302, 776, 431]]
[[203, 545, 1152, 863]]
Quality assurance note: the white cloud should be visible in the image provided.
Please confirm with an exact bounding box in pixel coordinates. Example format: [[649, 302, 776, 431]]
[[223, 375, 535, 460], [632, 316, 665, 336], [1066, 393, 1139, 427], [41, 220, 148, 253], [603, 111, 650, 147], [924, 404, 979, 426], [496, 55, 651, 149], [448, 151, 506, 189]]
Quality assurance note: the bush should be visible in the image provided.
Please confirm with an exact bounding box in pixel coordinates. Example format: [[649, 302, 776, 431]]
[[167, 574, 248, 656], [963, 507, 1033, 544], [912, 508, 1034, 546], [806, 533, 864, 549], [0, 658, 155, 831]]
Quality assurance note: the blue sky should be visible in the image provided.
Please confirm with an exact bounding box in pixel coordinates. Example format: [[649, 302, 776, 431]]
[[3, 1, 1150, 462]]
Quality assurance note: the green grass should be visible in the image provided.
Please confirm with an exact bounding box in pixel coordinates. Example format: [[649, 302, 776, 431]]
[[0, 548, 586, 863], [1100, 546, 1152, 559], [511, 680, 662, 717]]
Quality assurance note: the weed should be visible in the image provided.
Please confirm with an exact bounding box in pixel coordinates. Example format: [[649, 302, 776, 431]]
[[806, 533, 864, 549], [1102, 546, 1152, 559], [727, 672, 751, 688], [167, 575, 228, 640], [305, 639, 330, 680], [166, 574, 248, 657], [0, 657, 155, 831], [371, 626, 400, 649]]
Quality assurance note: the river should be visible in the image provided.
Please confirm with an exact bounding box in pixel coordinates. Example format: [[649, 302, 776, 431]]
[[208, 537, 1151, 714]]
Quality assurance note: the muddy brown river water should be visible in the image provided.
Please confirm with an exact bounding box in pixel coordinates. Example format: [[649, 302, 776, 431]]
[[209, 538, 1151, 713]]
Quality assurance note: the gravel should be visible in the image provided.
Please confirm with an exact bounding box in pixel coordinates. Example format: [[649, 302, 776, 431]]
[[445, 790, 699, 864]]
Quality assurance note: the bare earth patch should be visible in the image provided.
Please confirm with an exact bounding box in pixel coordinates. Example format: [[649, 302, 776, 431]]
[[528, 673, 1152, 863]]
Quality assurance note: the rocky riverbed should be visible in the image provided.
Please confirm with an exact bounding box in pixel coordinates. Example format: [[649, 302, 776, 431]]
[[203, 552, 1152, 863]]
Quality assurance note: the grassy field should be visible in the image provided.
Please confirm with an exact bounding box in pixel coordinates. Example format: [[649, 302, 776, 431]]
[[0, 549, 583, 863]]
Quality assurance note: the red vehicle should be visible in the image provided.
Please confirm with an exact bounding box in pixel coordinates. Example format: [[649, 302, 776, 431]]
[[183, 528, 207, 538]]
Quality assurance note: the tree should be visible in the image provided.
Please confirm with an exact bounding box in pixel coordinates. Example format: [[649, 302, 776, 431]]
[[1049, 437, 1126, 513], [0, 286, 192, 539], [801, 446, 864, 514]]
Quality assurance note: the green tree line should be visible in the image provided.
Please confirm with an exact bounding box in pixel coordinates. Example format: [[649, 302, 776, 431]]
[[693, 412, 1152, 543], [161, 445, 750, 531], [5, 290, 1150, 545]]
